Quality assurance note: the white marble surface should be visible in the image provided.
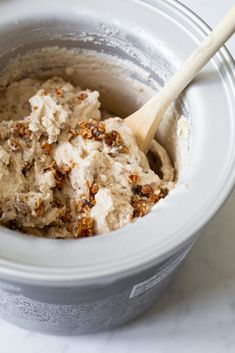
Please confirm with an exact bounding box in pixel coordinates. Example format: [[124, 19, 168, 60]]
[[1, 0, 235, 352]]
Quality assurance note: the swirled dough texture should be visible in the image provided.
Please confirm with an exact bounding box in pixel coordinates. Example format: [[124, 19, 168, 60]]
[[0, 77, 175, 238]]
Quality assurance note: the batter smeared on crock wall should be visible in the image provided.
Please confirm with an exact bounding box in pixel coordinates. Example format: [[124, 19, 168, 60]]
[[0, 77, 174, 238]]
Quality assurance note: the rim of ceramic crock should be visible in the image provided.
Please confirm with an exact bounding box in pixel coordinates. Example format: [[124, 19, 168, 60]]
[[0, 0, 235, 285]]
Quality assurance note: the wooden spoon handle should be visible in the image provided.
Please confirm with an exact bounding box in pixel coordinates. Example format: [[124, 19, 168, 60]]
[[158, 4, 235, 106], [126, 5, 235, 152]]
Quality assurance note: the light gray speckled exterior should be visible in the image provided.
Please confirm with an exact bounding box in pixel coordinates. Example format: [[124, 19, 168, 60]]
[[0, 242, 193, 335]]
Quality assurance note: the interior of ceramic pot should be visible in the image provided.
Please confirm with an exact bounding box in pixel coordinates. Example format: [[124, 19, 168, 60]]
[[0, 18, 190, 176], [0, 0, 234, 280]]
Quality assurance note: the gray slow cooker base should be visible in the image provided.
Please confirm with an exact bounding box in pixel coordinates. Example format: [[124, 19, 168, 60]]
[[0, 244, 191, 335]]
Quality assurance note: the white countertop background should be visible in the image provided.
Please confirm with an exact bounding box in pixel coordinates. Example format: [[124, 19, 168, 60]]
[[1, 0, 235, 352]]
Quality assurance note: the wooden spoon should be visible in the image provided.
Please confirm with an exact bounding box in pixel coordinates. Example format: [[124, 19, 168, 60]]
[[125, 6, 235, 153]]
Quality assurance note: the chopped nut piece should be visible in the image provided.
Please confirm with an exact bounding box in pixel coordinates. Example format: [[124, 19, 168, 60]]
[[49, 161, 76, 189], [131, 183, 168, 219], [78, 120, 88, 129], [78, 120, 106, 141], [90, 183, 99, 195], [133, 184, 155, 199], [104, 131, 119, 146], [140, 184, 157, 203], [77, 92, 88, 101], [7, 137, 22, 151], [41, 142, 53, 155], [75, 119, 128, 154], [120, 146, 129, 154], [79, 126, 92, 140], [128, 173, 141, 184], [104, 130, 129, 153], [35, 198, 44, 217], [11, 122, 31, 139], [55, 87, 63, 97], [141, 184, 154, 197], [72, 216, 94, 238], [132, 197, 149, 217]]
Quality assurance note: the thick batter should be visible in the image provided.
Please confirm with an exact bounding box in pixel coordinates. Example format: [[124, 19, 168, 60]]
[[0, 77, 174, 238]]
